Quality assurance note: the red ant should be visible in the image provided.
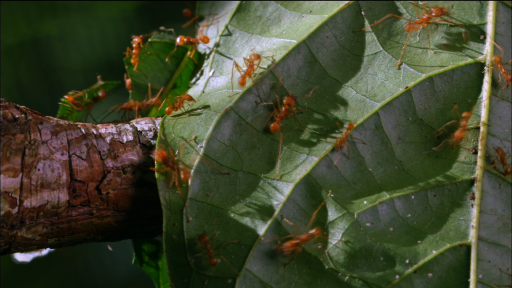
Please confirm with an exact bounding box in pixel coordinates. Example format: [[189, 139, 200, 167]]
[[492, 41, 512, 90], [229, 53, 273, 97], [258, 76, 318, 179], [488, 146, 511, 178], [161, 11, 229, 63], [334, 122, 367, 164], [151, 142, 193, 221], [355, 2, 461, 68], [124, 32, 154, 74], [162, 93, 196, 116], [108, 84, 163, 119], [190, 232, 240, 275], [432, 101, 480, 150], [59, 76, 109, 122], [277, 191, 343, 267]]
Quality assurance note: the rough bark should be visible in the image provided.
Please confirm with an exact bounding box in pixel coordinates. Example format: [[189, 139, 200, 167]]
[[1, 98, 163, 255]]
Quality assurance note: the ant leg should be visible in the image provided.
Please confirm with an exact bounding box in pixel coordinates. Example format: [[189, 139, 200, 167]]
[[230, 61, 244, 97], [435, 120, 459, 136], [350, 136, 367, 145], [281, 215, 303, 235], [354, 14, 414, 32], [182, 15, 200, 28], [215, 254, 240, 275], [334, 150, 342, 165], [411, 1, 422, 18], [151, 167, 172, 173], [432, 138, 451, 151], [291, 114, 310, 134], [306, 191, 332, 230], [187, 45, 199, 65], [395, 31, 412, 69], [213, 239, 240, 251], [425, 25, 434, 54], [275, 131, 283, 179]]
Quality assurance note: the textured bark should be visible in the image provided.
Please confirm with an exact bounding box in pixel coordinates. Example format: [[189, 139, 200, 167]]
[[1, 99, 163, 255]]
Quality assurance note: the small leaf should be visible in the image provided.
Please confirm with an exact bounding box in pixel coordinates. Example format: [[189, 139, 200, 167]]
[[56, 77, 120, 122]]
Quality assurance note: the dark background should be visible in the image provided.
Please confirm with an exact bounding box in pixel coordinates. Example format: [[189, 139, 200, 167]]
[[1, 2, 194, 287]]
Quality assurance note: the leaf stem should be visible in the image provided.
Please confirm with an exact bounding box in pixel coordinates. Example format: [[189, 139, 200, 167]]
[[469, 2, 497, 288]]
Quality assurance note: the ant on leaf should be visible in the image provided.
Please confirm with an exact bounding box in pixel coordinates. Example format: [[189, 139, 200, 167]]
[[229, 52, 274, 97], [161, 11, 230, 64], [334, 122, 367, 164], [257, 73, 319, 179], [276, 191, 345, 268], [355, 1, 462, 68], [190, 232, 240, 275], [432, 100, 481, 151], [491, 41, 512, 91]]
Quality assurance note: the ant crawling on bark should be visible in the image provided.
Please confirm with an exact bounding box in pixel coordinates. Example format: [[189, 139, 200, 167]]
[[354, 1, 462, 68], [334, 122, 367, 164], [432, 100, 482, 151], [276, 191, 345, 267], [190, 232, 240, 275], [160, 11, 230, 64], [491, 41, 512, 90], [257, 73, 319, 179], [229, 52, 274, 97]]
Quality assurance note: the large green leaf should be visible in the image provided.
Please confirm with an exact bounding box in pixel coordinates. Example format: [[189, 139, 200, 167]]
[[153, 2, 511, 287]]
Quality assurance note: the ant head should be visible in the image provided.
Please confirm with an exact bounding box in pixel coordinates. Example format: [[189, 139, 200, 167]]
[[183, 94, 195, 102], [209, 257, 218, 267], [153, 149, 169, 164], [308, 227, 323, 237], [64, 95, 75, 102], [270, 122, 281, 133], [131, 36, 143, 44], [461, 111, 472, 119], [430, 6, 449, 17], [199, 35, 210, 44], [180, 169, 191, 183], [282, 96, 297, 107], [182, 8, 193, 18], [249, 53, 261, 62], [198, 233, 209, 244], [97, 88, 107, 100], [165, 106, 174, 116], [176, 36, 186, 46], [346, 123, 355, 130], [493, 55, 501, 64]]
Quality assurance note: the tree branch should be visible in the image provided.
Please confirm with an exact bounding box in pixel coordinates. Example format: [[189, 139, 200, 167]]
[[1, 99, 162, 255]]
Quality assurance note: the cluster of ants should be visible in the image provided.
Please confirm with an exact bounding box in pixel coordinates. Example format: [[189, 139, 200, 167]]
[[58, 2, 511, 276]]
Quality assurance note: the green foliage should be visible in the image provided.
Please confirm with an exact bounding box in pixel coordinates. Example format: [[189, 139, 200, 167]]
[[56, 78, 120, 122], [124, 32, 202, 117], [141, 1, 511, 288]]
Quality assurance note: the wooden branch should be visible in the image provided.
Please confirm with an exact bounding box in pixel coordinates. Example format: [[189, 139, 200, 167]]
[[1, 99, 163, 255]]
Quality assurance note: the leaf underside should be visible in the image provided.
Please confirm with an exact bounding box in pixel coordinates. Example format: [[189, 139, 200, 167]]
[[148, 2, 511, 288]]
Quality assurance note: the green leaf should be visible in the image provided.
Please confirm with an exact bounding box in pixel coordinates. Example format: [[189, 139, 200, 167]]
[[56, 77, 120, 122], [153, 2, 511, 287], [132, 238, 171, 288], [124, 32, 202, 118]]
